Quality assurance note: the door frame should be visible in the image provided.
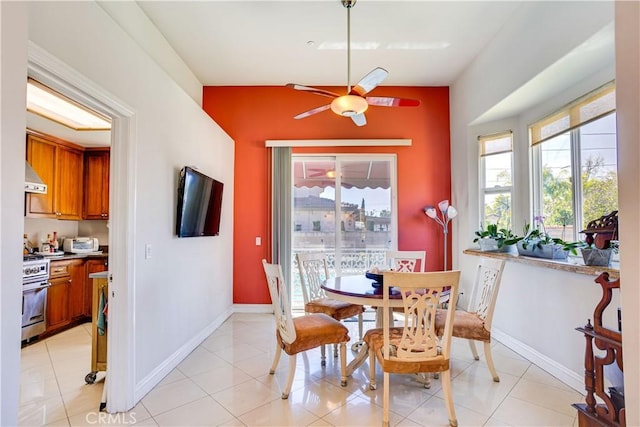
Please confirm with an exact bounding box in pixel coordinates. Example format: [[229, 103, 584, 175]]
[[28, 42, 137, 412]]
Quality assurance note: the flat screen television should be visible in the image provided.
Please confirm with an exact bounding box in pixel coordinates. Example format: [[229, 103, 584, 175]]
[[176, 166, 224, 237]]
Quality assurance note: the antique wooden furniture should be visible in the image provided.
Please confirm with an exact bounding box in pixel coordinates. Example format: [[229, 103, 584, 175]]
[[573, 272, 625, 426], [296, 252, 364, 352], [436, 258, 506, 382], [581, 211, 618, 249], [262, 259, 350, 399], [364, 270, 461, 427]]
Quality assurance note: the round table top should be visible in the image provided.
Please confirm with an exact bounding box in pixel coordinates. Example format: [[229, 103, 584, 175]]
[[321, 275, 402, 300]]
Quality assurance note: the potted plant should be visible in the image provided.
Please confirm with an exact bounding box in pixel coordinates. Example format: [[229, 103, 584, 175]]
[[473, 223, 517, 252], [512, 216, 580, 260], [580, 240, 618, 267]]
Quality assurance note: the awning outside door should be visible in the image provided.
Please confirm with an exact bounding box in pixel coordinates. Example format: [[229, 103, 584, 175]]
[[294, 159, 390, 189]]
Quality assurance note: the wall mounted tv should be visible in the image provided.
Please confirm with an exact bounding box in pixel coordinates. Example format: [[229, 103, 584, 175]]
[[176, 166, 224, 237]]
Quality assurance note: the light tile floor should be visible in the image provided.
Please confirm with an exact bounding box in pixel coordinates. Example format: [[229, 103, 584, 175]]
[[19, 313, 584, 426]]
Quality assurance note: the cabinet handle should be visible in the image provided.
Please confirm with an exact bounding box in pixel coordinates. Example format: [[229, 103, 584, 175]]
[[53, 267, 65, 273]]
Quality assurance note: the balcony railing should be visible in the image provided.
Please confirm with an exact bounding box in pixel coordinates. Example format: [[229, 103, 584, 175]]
[[290, 248, 387, 309]]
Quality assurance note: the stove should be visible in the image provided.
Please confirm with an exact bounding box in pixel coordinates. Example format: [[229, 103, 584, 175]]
[[22, 257, 50, 341]]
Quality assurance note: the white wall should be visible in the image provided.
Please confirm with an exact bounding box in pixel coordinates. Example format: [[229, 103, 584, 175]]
[[0, 1, 235, 422], [0, 3, 29, 424], [451, 1, 638, 424], [449, 0, 628, 403], [614, 1, 640, 424]]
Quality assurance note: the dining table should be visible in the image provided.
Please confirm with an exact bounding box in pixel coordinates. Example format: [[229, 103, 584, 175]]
[[321, 274, 405, 377]]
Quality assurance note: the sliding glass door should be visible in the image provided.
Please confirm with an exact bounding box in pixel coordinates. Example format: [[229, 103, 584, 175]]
[[291, 155, 396, 308]]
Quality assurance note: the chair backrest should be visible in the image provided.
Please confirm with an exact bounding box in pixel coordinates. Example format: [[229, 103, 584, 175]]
[[296, 252, 329, 304], [385, 250, 426, 272], [262, 259, 296, 345], [468, 258, 506, 331], [382, 270, 460, 361]]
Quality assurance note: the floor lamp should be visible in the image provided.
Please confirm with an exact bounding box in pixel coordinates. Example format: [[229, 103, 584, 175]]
[[424, 200, 458, 270]]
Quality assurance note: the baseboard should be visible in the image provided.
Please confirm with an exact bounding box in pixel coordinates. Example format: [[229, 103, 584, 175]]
[[233, 304, 273, 313], [134, 306, 234, 402], [492, 327, 584, 393]]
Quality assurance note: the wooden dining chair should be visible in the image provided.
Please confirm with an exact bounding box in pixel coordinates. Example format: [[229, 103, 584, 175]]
[[385, 250, 426, 272], [364, 270, 461, 427], [262, 259, 350, 399], [296, 252, 364, 352], [435, 258, 506, 382]]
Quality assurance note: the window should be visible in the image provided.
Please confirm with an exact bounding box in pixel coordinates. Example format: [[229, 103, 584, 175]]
[[479, 132, 513, 230], [531, 83, 617, 241]]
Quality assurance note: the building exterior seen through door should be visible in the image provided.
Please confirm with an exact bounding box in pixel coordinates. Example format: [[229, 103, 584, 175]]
[[291, 155, 396, 309]]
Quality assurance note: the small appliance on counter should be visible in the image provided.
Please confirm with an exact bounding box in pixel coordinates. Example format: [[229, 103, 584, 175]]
[[63, 237, 100, 254]]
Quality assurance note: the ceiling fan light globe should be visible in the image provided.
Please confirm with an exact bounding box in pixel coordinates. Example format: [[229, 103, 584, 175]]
[[331, 95, 368, 117]]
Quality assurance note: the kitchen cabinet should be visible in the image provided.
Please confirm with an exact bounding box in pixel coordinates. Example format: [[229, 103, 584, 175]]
[[26, 133, 84, 220], [83, 149, 110, 219], [47, 260, 73, 332], [68, 259, 87, 320], [85, 258, 108, 317]]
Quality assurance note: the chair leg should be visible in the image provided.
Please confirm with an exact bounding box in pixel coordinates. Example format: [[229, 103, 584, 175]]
[[468, 339, 480, 361], [368, 347, 377, 390], [383, 372, 390, 427], [484, 341, 500, 382], [333, 343, 338, 358], [351, 312, 366, 352], [321, 344, 326, 366], [440, 369, 458, 427], [339, 342, 347, 386], [270, 343, 282, 374], [281, 354, 297, 399]]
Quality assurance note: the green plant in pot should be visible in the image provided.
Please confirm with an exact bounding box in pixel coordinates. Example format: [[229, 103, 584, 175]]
[[512, 216, 580, 260], [473, 223, 517, 252]]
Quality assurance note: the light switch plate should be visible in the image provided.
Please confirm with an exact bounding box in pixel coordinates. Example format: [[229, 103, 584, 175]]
[[145, 244, 152, 259]]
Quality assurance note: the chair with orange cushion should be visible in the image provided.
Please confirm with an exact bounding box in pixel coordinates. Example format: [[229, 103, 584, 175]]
[[435, 257, 506, 382], [364, 270, 461, 427], [262, 259, 350, 399], [297, 252, 364, 352]]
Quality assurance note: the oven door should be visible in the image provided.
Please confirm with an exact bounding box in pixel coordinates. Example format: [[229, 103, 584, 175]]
[[22, 280, 49, 340]]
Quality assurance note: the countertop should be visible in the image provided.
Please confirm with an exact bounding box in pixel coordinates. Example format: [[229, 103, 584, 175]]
[[44, 252, 108, 262], [88, 271, 109, 279]]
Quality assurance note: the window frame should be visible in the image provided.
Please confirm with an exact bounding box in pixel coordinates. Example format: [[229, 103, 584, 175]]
[[478, 131, 514, 229]]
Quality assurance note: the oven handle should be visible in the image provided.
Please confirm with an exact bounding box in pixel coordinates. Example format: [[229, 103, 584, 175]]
[[23, 282, 51, 292]]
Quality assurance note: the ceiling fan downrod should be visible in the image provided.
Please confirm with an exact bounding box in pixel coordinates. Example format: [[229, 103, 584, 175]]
[[342, 0, 356, 93]]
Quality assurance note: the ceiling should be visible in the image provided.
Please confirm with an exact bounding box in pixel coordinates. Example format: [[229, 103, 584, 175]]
[[27, 1, 615, 145], [136, 0, 522, 87]]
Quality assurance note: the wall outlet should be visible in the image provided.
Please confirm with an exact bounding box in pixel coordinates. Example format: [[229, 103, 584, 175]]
[[255, 237, 261, 246]]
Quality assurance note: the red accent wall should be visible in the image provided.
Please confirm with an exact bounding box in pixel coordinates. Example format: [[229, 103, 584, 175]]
[[202, 86, 451, 304]]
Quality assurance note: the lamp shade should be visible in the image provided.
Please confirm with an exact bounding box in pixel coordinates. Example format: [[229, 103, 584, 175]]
[[438, 200, 450, 214], [424, 207, 437, 219], [331, 95, 368, 117], [447, 206, 458, 219]]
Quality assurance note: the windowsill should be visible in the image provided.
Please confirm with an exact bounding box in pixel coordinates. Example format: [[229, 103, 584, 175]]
[[463, 248, 619, 279]]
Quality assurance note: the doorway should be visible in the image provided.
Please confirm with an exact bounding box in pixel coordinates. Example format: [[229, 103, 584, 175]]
[[290, 154, 397, 309], [25, 44, 136, 413]]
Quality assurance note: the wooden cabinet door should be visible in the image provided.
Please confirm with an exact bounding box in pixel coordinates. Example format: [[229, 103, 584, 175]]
[[83, 150, 110, 219], [68, 260, 86, 320], [55, 146, 84, 220], [85, 258, 108, 317], [25, 135, 56, 218], [46, 277, 70, 331]]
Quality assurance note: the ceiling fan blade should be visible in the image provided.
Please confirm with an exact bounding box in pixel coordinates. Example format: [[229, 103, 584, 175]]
[[350, 67, 389, 96], [293, 104, 331, 120], [366, 97, 421, 107], [286, 84, 340, 99], [350, 113, 367, 127]]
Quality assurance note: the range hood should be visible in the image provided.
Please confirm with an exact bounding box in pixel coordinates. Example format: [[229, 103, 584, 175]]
[[25, 161, 47, 194]]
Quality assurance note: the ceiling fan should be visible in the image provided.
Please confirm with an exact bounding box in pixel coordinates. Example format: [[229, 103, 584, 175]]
[[286, 0, 420, 127]]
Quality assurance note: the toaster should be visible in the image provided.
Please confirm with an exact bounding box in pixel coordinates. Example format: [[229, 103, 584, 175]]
[[63, 237, 100, 253]]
